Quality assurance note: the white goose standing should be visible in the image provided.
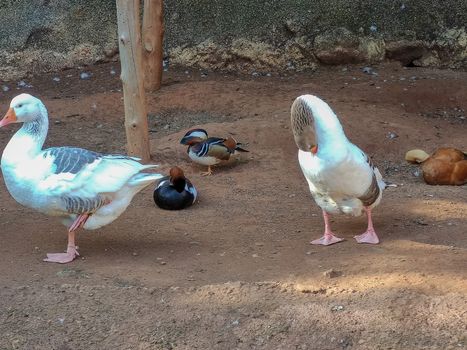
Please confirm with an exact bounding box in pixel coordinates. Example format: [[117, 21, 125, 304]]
[[0, 94, 163, 263], [291, 95, 386, 245]]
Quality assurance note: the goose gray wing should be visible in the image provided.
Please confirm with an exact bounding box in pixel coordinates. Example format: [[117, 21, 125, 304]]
[[356, 149, 385, 206], [43, 147, 103, 174], [37, 146, 152, 199]]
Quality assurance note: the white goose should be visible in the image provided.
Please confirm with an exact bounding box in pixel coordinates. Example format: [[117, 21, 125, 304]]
[[291, 95, 386, 245], [0, 94, 163, 263]]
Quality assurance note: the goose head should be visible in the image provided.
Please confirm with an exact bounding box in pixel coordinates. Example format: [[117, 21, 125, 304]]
[[291, 95, 347, 154], [291, 96, 318, 153], [0, 94, 44, 127]]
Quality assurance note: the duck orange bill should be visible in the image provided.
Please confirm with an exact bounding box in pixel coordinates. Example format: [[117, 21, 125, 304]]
[[0, 108, 17, 128], [311, 145, 318, 154]]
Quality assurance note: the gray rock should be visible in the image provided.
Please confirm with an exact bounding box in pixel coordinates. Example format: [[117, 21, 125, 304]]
[[79, 72, 91, 80]]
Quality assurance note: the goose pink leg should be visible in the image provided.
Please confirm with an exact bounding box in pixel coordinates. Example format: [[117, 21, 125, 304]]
[[43, 230, 80, 263], [354, 207, 380, 244], [44, 214, 89, 263], [311, 210, 344, 246]]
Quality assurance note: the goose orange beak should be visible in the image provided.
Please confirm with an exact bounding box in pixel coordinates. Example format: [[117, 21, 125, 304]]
[[0, 108, 17, 128], [311, 145, 318, 154]]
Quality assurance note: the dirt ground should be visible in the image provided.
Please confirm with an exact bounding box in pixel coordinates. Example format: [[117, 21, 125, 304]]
[[0, 63, 466, 350]]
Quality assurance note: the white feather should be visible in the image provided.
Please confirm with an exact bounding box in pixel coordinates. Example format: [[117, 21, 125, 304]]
[[1, 94, 163, 228]]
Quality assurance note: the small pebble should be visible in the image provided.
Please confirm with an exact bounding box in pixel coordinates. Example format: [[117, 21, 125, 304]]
[[80, 72, 91, 80], [331, 305, 344, 312], [2, 85, 10, 92], [323, 269, 342, 278], [387, 131, 399, 139], [52, 77, 60, 82], [415, 219, 428, 226], [17, 80, 32, 88]]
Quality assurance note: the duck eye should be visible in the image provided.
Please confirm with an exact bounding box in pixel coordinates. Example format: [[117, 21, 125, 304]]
[[17, 104, 23, 108]]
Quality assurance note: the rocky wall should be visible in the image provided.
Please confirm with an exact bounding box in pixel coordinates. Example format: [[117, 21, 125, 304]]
[[0, 0, 466, 80]]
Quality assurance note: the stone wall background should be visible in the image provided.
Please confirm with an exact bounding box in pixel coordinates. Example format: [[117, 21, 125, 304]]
[[0, 0, 466, 80]]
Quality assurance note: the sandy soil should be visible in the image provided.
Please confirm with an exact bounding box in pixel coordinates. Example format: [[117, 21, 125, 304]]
[[0, 63, 466, 350]]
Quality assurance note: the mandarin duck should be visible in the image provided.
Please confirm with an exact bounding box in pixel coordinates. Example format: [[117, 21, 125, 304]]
[[0, 94, 163, 263], [180, 128, 248, 176], [291, 95, 387, 245], [153, 166, 197, 210]]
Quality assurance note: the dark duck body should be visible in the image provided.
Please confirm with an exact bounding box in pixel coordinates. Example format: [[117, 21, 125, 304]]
[[154, 167, 197, 210]]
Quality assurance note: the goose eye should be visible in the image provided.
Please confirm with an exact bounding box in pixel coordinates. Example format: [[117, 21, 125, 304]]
[[17, 104, 23, 108]]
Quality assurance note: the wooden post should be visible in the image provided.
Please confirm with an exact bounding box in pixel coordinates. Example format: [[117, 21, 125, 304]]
[[142, 0, 164, 91], [116, 0, 151, 162]]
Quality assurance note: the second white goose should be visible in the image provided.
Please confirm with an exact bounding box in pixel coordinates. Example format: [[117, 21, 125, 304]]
[[291, 94, 386, 245]]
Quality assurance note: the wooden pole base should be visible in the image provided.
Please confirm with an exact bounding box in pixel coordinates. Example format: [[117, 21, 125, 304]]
[[116, 0, 151, 163]]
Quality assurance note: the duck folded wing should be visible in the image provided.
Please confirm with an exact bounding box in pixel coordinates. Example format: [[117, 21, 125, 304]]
[[36, 146, 156, 197], [190, 138, 232, 160], [205, 143, 233, 160]]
